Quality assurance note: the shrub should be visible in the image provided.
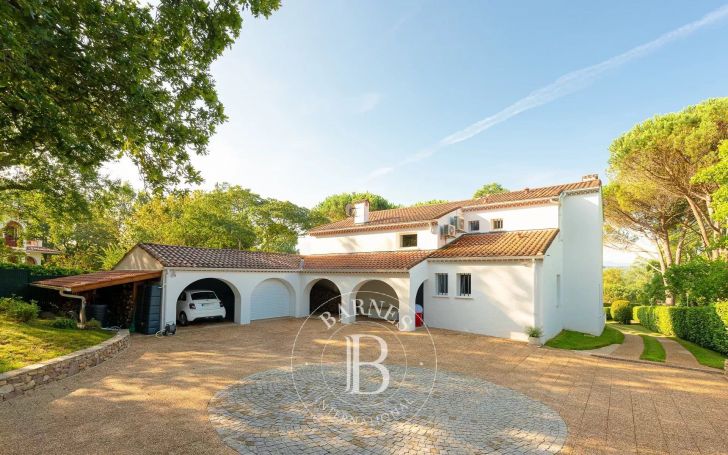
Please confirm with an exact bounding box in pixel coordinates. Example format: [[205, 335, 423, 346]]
[[525, 326, 543, 338], [610, 300, 632, 324], [604, 307, 612, 321], [664, 259, 728, 306], [50, 318, 78, 329], [85, 319, 102, 330], [634, 304, 728, 355], [1, 297, 40, 322]]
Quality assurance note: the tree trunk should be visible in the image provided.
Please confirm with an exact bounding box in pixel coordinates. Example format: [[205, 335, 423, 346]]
[[656, 236, 675, 306], [685, 196, 718, 259]]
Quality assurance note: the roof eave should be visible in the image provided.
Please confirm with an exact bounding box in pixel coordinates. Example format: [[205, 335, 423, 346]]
[[428, 255, 545, 262], [308, 221, 434, 237]]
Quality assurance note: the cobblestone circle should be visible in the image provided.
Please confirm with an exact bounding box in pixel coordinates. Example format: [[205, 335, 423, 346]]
[[208, 364, 567, 454]]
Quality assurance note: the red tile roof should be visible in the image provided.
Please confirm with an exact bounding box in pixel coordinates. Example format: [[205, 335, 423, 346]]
[[309, 200, 467, 235], [138, 243, 302, 269], [429, 229, 559, 259], [309, 179, 600, 235], [465, 179, 601, 210], [137, 243, 432, 271], [131, 228, 558, 272], [302, 250, 433, 271], [32, 270, 162, 292]]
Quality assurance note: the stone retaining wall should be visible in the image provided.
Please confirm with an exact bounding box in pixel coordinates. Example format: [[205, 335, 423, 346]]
[[0, 329, 130, 401]]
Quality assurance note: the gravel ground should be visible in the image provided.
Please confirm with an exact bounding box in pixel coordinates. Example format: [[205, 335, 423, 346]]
[[1, 318, 727, 454]]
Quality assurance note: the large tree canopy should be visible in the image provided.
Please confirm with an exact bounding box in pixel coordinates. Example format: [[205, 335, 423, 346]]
[[0, 0, 279, 197], [473, 182, 508, 199], [311, 192, 398, 222], [608, 98, 728, 255]]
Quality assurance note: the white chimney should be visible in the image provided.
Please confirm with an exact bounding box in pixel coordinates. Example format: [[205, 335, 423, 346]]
[[354, 200, 369, 224], [582, 173, 599, 182]]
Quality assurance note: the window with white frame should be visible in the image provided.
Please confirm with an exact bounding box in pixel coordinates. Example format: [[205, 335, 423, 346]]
[[492, 218, 503, 230], [435, 273, 448, 295], [400, 234, 418, 248], [468, 220, 480, 232], [457, 273, 471, 297]]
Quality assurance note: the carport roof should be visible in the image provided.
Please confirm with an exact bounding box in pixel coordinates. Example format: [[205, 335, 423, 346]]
[[32, 270, 162, 292]]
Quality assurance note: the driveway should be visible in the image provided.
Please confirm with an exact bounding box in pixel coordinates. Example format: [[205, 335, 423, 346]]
[[1, 318, 727, 454]]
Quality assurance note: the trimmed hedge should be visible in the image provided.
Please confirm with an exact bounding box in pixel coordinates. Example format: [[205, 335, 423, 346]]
[[611, 300, 632, 324], [634, 303, 728, 355], [0, 261, 84, 276]]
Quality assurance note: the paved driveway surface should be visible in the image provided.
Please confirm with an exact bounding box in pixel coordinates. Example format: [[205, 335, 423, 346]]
[[1, 318, 727, 454]]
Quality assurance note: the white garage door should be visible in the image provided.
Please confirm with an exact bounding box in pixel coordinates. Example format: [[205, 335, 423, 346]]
[[251, 280, 291, 320]]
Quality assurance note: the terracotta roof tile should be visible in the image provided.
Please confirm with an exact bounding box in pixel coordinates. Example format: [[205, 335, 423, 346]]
[[302, 250, 433, 271], [138, 243, 302, 269], [309, 179, 600, 235], [309, 200, 467, 235], [137, 243, 433, 271], [429, 229, 559, 259], [466, 179, 601, 209]]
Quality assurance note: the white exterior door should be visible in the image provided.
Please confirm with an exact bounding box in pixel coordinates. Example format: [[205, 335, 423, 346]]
[[251, 280, 291, 320]]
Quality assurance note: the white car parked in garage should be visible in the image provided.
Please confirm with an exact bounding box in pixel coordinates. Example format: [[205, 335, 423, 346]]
[[177, 290, 226, 325]]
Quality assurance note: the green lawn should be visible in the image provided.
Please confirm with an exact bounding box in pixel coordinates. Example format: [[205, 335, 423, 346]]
[[639, 334, 666, 362], [0, 314, 114, 373], [545, 325, 624, 350], [610, 322, 662, 336], [671, 337, 727, 369]]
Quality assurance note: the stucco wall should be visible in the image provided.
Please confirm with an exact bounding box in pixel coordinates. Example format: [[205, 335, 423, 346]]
[[161, 269, 419, 331], [162, 270, 301, 327], [464, 204, 559, 233], [560, 191, 604, 335], [298, 227, 438, 255], [535, 235, 564, 340], [115, 246, 163, 270], [423, 261, 536, 341]]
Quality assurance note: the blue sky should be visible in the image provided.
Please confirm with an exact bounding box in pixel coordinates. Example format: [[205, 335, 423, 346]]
[[118, 1, 728, 212]]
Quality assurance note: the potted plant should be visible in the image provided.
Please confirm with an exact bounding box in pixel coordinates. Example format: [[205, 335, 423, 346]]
[[525, 326, 543, 346]]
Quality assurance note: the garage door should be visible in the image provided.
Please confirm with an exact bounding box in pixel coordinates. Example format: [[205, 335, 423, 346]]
[[251, 280, 291, 320]]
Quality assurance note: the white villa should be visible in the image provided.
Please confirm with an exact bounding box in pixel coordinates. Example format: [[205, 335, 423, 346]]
[[102, 174, 604, 341]]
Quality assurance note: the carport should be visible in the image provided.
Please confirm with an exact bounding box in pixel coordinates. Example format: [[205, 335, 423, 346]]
[[32, 270, 162, 331]]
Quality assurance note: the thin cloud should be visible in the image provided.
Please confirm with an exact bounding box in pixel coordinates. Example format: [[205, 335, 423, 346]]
[[366, 4, 728, 180], [353, 92, 382, 114]]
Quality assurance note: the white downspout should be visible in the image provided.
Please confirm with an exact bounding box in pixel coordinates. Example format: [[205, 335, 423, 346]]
[[60, 290, 87, 328]]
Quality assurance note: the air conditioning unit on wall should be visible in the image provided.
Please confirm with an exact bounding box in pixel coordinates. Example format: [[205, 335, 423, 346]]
[[450, 215, 465, 232], [440, 224, 456, 238]]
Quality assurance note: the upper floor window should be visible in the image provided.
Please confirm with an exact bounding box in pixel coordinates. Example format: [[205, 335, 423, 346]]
[[400, 234, 418, 248], [492, 218, 503, 230], [468, 220, 480, 232], [435, 273, 448, 295], [457, 274, 472, 297]]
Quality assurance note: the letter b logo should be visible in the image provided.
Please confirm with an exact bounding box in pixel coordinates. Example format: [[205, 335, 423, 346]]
[[345, 334, 390, 395]]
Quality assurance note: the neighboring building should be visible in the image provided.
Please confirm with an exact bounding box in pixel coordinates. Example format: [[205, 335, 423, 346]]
[[2, 219, 59, 265], [107, 175, 604, 342]]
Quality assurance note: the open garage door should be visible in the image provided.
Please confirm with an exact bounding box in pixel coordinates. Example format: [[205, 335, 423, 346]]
[[251, 279, 292, 320]]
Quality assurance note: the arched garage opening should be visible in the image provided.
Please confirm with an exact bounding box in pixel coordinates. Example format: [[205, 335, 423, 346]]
[[355, 280, 400, 321], [181, 278, 237, 323], [251, 279, 294, 320], [309, 279, 341, 315]]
